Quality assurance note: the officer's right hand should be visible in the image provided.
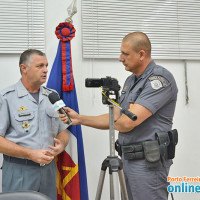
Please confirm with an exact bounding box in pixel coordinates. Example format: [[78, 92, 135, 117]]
[[59, 107, 81, 125], [28, 149, 54, 165]]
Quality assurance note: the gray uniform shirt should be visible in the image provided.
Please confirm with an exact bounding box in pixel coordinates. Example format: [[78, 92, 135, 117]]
[[118, 61, 178, 145], [0, 80, 68, 150]]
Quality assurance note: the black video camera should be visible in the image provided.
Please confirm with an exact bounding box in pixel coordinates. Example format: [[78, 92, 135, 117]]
[[85, 76, 121, 104]]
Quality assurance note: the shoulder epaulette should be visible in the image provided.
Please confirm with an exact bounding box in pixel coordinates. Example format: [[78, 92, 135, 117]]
[[0, 86, 15, 96], [42, 86, 58, 95]]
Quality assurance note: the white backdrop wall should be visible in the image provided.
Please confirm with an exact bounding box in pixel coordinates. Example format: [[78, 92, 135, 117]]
[[0, 0, 199, 199]]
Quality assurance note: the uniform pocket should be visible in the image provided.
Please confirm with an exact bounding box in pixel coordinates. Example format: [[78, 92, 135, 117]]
[[13, 111, 35, 134], [46, 109, 59, 133]]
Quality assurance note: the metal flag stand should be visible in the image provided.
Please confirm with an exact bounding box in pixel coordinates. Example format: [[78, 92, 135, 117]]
[[95, 105, 129, 200]]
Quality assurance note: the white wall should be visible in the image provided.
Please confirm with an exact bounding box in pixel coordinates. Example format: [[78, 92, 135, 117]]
[[0, 0, 200, 199]]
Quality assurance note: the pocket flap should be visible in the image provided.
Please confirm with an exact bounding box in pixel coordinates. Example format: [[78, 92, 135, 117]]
[[143, 141, 160, 163], [46, 109, 59, 118], [14, 111, 34, 122]]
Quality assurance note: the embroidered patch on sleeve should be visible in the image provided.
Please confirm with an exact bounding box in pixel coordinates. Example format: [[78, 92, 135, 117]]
[[150, 80, 162, 90], [149, 76, 168, 90]]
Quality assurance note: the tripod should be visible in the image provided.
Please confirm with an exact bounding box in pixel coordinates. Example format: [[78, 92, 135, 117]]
[[95, 105, 129, 200]]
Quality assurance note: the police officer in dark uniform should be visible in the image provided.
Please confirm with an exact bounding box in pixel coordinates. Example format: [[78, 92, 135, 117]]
[[59, 32, 178, 200], [0, 49, 69, 200]]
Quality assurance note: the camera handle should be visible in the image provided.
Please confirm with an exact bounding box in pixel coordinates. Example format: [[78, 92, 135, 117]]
[[95, 105, 129, 200]]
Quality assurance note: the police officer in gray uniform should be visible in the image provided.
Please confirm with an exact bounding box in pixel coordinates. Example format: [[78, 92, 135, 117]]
[[0, 49, 69, 200], [59, 32, 178, 200]]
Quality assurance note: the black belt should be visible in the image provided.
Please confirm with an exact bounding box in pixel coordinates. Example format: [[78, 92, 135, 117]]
[[3, 155, 46, 167]]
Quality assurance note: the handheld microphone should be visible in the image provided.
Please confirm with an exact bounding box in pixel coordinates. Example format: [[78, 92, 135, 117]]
[[48, 92, 72, 126]]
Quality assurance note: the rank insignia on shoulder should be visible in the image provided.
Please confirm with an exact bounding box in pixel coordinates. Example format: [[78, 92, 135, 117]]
[[18, 106, 28, 111], [22, 122, 30, 129]]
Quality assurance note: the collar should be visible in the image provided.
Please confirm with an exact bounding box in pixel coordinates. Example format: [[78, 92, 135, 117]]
[[40, 86, 48, 97], [16, 80, 29, 98], [16, 80, 47, 101], [139, 60, 155, 79]]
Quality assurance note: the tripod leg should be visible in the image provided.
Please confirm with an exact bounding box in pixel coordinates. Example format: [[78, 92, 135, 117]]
[[95, 170, 106, 200], [118, 169, 129, 200], [112, 172, 121, 200], [110, 173, 114, 200]]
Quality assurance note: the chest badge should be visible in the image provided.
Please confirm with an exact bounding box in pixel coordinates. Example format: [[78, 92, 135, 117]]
[[22, 122, 30, 129], [18, 106, 28, 111]]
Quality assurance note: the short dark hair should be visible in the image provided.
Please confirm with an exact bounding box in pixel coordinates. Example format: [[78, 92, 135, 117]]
[[19, 49, 46, 67], [123, 32, 151, 57]]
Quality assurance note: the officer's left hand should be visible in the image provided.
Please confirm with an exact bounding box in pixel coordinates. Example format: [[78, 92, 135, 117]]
[[47, 138, 65, 157]]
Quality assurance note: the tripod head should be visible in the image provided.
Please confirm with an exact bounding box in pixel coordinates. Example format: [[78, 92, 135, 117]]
[[85, 76, 137, 121], [85, 76, 120, 105]]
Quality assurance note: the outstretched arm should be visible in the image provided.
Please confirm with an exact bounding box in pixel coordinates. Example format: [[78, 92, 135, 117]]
[[59, 105, 151, 133], [59, 107, 121, 130], [114, 104, 152, 132]]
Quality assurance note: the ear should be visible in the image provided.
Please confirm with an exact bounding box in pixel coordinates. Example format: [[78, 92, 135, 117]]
[[20, 64, 27, 74], [139, 50, 146, 61]]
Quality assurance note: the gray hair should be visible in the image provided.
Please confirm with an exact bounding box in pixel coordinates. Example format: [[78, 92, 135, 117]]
[[19, 49, 46, 74]]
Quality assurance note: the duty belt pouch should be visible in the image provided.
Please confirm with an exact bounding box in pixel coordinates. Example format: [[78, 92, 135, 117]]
[[121, 143, 144, 160], [168, 129, 178, 159], [155, 132, 170, 160], [143, 140, 162, 168]]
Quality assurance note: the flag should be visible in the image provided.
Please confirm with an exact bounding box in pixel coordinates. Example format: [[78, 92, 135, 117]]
[[47, 22, 89, 200]]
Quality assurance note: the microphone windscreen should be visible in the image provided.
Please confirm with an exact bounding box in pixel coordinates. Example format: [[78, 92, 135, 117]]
[[48, 92, 60, 104]]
